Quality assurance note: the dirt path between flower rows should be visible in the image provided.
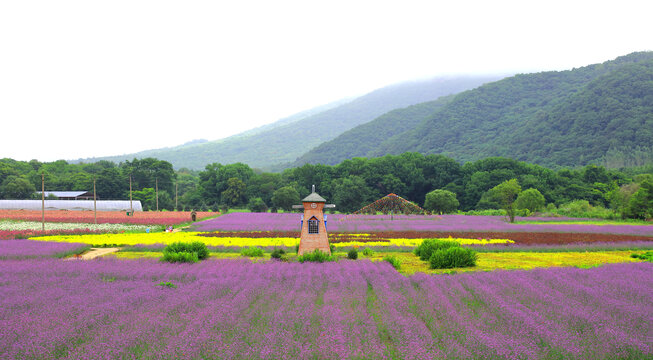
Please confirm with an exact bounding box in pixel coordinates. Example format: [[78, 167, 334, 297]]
[[172, 225, 190, 233], [66, 247, 121, 260]]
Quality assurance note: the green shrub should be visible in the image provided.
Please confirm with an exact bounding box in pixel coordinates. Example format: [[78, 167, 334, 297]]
[[383, 255, 401, 270], [295, 244, 300, 253], [270, 248, 286, 260], [462, 209, 506, 216], [161, 241, 208, 263], [241, 246, 264, 257], [330, 244, 336, 253], [163, 241, 209, 260], [189, 242, 209, 260], [414, 239, 460, 261], [298, 249, 336, 263], [347, 248, 358, 260], [631, 251, 653, 262], [362, 247, 374, 256], [429, 247, 477, 269], [555, 200, 615, 219], [162, 251, 199, 263], [157, 281, 177, 288]]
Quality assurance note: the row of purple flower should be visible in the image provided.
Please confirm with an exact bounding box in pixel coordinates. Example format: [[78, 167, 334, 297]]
[[0, 258, 650, 359], [193, 213, 653, 236], [0, 239, 88, 259]]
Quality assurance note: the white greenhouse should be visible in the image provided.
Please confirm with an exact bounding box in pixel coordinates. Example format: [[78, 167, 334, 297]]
[[0, 200, 143, 212]]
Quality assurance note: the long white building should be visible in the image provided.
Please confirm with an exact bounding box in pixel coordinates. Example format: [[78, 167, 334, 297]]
[[0, 200, 143, 212]]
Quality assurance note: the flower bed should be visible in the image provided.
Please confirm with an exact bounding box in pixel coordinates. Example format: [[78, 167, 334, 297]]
[[193, 213, 653, 236], [0, 220, 148, 232], [0, 259, 650, 359], [199, 230, 653, 245], [0, 229, 118, 240], [29, 232, 512, 248], [471, 240, 653, 252], [0, 210, 216, 225], [0, 239, 89, 259]]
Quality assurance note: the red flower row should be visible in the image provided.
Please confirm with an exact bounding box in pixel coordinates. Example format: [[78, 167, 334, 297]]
[[0, 210, 216, 225], [0, 229, 115, 240]]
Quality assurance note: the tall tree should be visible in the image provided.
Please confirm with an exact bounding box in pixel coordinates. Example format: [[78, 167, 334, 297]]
[[625, 180, 653, 219], [95, 168, 126, 199], [488, 179, 522, 222], [1, 176, 35, 199], [271, 186, 301, 211], [515, 188, 546, 213], [221, 177, 247, 207], [331, 175, 373, 213], [424, 189, 459, 214], [121, 158, 175, 194]]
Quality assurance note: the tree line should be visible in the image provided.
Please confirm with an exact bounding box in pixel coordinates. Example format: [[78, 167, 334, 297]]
[[0, 154, 650, 219]]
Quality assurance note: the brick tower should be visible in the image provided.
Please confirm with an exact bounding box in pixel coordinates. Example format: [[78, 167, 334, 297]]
[[292, 186, 335, 255]]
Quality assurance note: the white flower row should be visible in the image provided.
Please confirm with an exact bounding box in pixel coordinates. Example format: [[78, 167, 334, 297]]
[[0, 220, 149, 232]]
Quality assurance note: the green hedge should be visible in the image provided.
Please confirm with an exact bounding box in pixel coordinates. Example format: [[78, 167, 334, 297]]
[[162, 251, 199, 263], [161, 241, 208, 263], [429, 247, 478, 269], [414, 239, 460, 261], [241, 246, 265, 257], [298, 249, 336, 263]]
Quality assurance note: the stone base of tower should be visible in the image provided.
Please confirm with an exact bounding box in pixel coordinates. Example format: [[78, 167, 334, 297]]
[[298, 234, 331, 255]]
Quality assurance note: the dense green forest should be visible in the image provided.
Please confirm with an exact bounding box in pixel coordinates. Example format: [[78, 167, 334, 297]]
[[77, 76, 502, 170], [2, 154, 651, 219], [293, 95, 455, 166], [297, 52, 653, 168]]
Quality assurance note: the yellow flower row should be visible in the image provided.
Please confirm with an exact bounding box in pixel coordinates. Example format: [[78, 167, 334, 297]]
[[30, 232, 513, 247], [30, 232, 299, 247], [109, 250, 644, 276], [365, 250, 642, 275]]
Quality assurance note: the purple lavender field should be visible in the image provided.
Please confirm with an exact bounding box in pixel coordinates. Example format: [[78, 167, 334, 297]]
[[1, 258, 651, 359], [193, 213, 653, 236], [0, 239, 88, 259]]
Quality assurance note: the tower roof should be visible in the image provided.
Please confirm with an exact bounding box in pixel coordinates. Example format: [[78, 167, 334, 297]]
[[302, 192, 326, 203]]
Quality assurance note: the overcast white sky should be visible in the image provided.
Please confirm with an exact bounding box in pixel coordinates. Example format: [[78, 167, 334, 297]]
[[1, 0, 651, 162]]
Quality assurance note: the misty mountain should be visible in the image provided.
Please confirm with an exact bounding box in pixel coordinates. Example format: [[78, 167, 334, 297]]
[[295, 52, 653, 169], [292, 94, 456, 166], [77, 76, 503, 170]]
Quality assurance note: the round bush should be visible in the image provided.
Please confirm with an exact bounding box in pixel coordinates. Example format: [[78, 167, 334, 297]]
[[241, 246, 264, 257], [414, 239, 460, 261], [270, 248, 286, 260], [383, 255, 401, 270], [163, 241, 208, 261], [347, 248, 358, 260], [162, 251, 199, 263], [429, 247, 477, 269]]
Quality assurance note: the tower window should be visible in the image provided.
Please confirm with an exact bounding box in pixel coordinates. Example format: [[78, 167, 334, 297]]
[[308, 217, 319, 234]]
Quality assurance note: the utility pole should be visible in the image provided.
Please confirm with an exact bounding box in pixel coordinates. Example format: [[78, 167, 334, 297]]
[[155, 177, 159, 211], [129, 175, 133, 213], [41, 173, 45, 231], [93, 177, 97, 224]]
